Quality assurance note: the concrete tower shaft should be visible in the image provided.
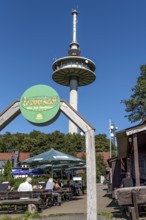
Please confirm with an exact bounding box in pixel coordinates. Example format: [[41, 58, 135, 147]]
[[52, 10, 96, 134]]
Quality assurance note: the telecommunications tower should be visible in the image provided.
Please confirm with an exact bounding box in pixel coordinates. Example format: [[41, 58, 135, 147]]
[[52, 10, 96, 134]]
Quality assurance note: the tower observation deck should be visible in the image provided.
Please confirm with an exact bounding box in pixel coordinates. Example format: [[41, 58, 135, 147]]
[[52, 10, 96, 134]]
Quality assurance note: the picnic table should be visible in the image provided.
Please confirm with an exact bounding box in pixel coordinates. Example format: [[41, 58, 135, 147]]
[[54, 188, 73, 201], [0, 190, 42, 213], [0, 188, 73, 213]]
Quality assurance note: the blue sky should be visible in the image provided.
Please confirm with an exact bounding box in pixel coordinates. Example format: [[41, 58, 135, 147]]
[[0, 0, 146, 137]]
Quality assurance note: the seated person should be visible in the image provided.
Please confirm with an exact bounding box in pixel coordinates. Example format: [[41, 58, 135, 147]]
[[0, 182, 11, 191], [17, 177, 33, 203], [45, 178, 61, 205], [33, 184, 42, 189], [18, 177, 33, 191], [45, 178, 55, 190], [57, 179, 63, 187], [54, 181, 61, 190], [120, 172, 133, 188], [73, 181, 80, 195], [63, 180, 72, 188]]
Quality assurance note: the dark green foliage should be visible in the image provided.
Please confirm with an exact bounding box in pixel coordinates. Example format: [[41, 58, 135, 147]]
[[121, 65, 146, 122], [96, 154, 106, 182], [0, 130, 111, 157], [4, 160, 12, 177], [64, 133, 85, 154], [95, 134, 110, 152], [0, 131, 85, 156], [0, 131, 110, 155]]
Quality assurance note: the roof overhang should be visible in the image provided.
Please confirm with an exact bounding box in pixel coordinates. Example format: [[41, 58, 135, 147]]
[[116, 119, 146, 159], [116, 130, 128, 159], [126, 123, 146, 136]]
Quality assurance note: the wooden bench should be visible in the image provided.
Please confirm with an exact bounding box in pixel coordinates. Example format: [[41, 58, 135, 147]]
[[29, 189, 62, 207], [0, 188, 73, 213], [0, 191, 43, 213], [55, 188, 73, 201], [33, 189, 56, 207], [116, 186, 146, 220]]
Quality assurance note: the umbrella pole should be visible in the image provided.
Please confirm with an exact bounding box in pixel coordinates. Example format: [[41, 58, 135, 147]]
[[52, 164, 53, 178], [61, 166, 62, 180]]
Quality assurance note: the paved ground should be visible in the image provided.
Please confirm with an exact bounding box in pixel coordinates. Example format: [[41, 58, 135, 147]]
[[40, 183, 124, 218], [0, 183, 127, 219]]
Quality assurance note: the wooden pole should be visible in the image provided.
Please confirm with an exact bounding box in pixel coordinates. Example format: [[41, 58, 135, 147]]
[[133, 134, 140, 186], [60, 100, 97, 220], [86, 129, 97, 220]]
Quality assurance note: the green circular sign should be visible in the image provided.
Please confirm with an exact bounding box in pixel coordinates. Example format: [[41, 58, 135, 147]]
[[20, 84, 60, 126]]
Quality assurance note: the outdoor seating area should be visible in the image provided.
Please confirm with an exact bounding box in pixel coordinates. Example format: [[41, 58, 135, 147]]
[[0, 187, 78, 214], [0, 147, 86, 215], [0, 175, 85, 214]]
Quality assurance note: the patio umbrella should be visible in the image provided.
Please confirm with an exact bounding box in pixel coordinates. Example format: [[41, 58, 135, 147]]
[[10, 169, 29, 175], [65, 164, 86, 171], [22, 148, 85, 166], [28, 168, 46, 175], [22, 148, 85, 178], [38, 163, 69, 179]]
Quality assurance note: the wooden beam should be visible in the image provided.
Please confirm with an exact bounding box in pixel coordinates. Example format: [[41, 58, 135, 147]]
[[132, 190, 139, 220], [133, 134, 140, 186], [60, 100, 97, 220], [0, 100, 20, 131], [126, 124, 146, 136], [60, 100, 94, 132]]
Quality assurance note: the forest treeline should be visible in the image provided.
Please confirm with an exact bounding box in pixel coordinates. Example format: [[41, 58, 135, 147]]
[[0, 130, 111, 157]]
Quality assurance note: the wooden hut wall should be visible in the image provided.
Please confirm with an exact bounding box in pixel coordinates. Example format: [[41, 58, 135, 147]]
[[130, 149, 146, 184]]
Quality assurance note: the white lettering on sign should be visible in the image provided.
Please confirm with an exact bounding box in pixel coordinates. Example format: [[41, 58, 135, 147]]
[[53, 156, 69, 159]]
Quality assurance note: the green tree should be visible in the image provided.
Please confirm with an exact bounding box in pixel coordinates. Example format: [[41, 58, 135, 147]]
[[47, 131, 65, 150], [64, 133, 85, 154], [0, 132, 13, 152], [95, 134, 110, 152], [0, 131, 110, 157], [96, 154, 106, 182], [4, 159, 12, 177], [121, 65, 146, 122]]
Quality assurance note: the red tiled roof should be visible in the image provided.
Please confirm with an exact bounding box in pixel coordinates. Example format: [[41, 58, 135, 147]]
[[19, 153, 30, 161], [76, 151, 110, 163], [0, 151, 110, 163], [76, 152, 86, 158], [0, 153, 12, 160], [96, 152, 110, 162], [0, 152, 30, 162]]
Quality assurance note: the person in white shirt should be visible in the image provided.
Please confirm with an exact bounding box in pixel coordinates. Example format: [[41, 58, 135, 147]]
[[17, 177, 36, 212], [18, 177, 33, 192]]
